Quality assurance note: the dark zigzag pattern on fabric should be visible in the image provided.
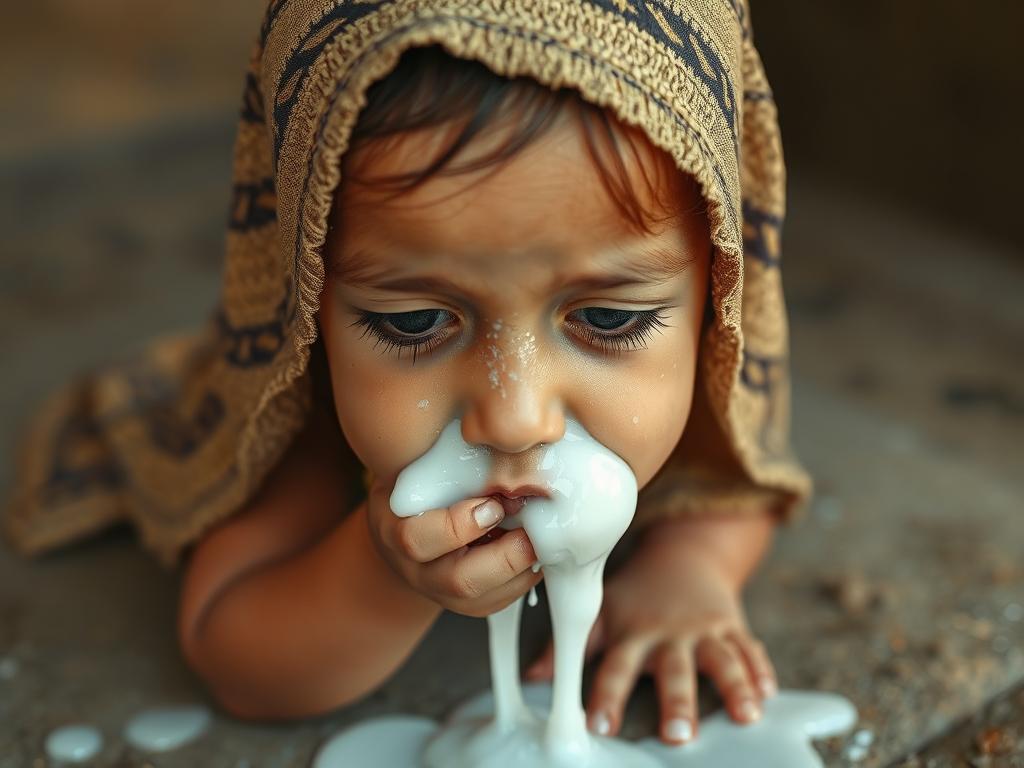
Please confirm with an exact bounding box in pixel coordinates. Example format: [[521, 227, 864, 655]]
[[272, 1, 398, 165], [588, 0, 738, 138], [215, 294, 290, 368], [144, 392, 226, 458], [271, 0, 738, 166], [740, 349, 784, 395], [118, 367, 228, 458], [43, 409, 126, 503], [294, 15, 738, 278], [742, 201, 782, 268], [228, 177, 276, 231]]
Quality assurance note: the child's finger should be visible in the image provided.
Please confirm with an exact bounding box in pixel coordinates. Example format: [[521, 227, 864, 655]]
[[694, 636, 762, 725], [725, 632, 778, 699], [585, 612, 607, 660], [586, 638, 650, 738], [394, 496, 505, 563], [427, 528, 537, 600], [652, 640, 698, 745]]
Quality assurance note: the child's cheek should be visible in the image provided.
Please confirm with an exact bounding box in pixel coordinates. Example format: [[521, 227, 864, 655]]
[[331, 368, 447, 484], [589, 355, 696, 491]]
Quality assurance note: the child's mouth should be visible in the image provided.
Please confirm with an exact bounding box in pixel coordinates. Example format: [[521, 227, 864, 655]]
[[467, 489, 543, 547], [495, 493, 530, 517]]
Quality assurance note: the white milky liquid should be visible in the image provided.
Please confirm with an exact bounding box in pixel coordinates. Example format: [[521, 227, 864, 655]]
[[314, 416, 859, 767], [45, 724, 103, 763], [123, 705, 212, 752]]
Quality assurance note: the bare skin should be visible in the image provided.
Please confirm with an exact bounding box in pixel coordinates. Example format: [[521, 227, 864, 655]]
[[179, 108, 778, 743]]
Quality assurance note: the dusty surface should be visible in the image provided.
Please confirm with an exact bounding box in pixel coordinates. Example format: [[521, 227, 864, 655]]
[[1, 2, 1023, 766], [893, 682, 1024, 768]]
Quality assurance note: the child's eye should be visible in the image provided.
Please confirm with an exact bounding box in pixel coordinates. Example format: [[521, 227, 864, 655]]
[[566, 307, 671, 354], [350, 309, 455, 363], [350, 306, 671, 364]]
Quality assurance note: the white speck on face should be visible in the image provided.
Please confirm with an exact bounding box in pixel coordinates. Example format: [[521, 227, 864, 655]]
[[417, 399, 430, 411], [484, 343, 507, 399], [631, 415, 639, 425], [513, 329, 537, 368]]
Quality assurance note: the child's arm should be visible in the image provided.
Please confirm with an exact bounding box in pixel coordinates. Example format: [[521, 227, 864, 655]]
[[177, 412, 442, 720]]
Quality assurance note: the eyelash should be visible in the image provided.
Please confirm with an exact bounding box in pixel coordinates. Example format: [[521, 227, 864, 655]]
[[349, 307, 671, 363]]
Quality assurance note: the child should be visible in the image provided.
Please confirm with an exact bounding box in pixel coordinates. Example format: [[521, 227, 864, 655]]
[[4, 0, 811, 749]]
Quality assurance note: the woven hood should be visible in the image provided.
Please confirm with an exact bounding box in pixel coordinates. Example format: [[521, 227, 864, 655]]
[[5, 0, 811, 567]]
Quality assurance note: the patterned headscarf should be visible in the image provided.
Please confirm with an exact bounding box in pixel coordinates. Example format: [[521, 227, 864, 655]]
[[5, 0, 811, 567]]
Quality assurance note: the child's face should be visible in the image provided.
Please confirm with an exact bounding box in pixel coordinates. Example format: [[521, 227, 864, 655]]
[[317, 112, 710, 491]]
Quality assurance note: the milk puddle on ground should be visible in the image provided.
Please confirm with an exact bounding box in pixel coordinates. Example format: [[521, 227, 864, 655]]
[[43, 705, 212, 763], [314, 417, 859, 767]]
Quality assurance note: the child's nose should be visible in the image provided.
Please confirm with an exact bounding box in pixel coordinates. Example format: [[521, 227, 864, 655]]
[[459, 372, 565, 455]]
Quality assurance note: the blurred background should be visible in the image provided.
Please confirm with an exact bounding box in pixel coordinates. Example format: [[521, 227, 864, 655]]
[[1, 2, 1021, 766]]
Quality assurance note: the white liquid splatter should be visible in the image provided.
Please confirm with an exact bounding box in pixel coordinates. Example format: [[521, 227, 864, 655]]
[[631, 415, 639, 425], [123, 705, 211, 752], [417, 399, 430, 411], [316, 417, 859, 767], [314, 684, 857, 768], [393, 416, 648, 766], [45, 724, 103, 763]]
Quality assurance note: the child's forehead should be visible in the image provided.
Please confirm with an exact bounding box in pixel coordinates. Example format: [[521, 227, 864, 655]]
[[334, 121, 700, 264]]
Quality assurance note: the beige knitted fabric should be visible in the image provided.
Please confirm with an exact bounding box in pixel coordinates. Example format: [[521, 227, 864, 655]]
[[4, 0, 811, 568]]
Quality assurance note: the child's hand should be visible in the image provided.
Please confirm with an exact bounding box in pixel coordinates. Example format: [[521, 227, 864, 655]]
[[524, 531, 777, 746], [365, 475, 542, 618]]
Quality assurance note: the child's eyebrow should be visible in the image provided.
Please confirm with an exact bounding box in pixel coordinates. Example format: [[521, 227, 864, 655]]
[[334, 244, 694, 295]]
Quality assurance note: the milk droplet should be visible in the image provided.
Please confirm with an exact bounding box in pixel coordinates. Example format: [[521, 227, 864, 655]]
[[527, 586, 538, 607], [631, 415, 639, 425], [417, 399, 430, 410], [123, 705, 211, 752], [45, 725, 103, 763]]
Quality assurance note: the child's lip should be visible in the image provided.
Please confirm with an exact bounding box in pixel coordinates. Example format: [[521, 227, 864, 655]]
[[496, 494, 529, 517]]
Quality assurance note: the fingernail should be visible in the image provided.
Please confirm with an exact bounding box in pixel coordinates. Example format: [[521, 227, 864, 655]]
[[665, 718, 693, 743], [473, 500, 504, 529], [590, 711, 611, 736], [759, 677, 778, 698], [738, 699, 761, 722]]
